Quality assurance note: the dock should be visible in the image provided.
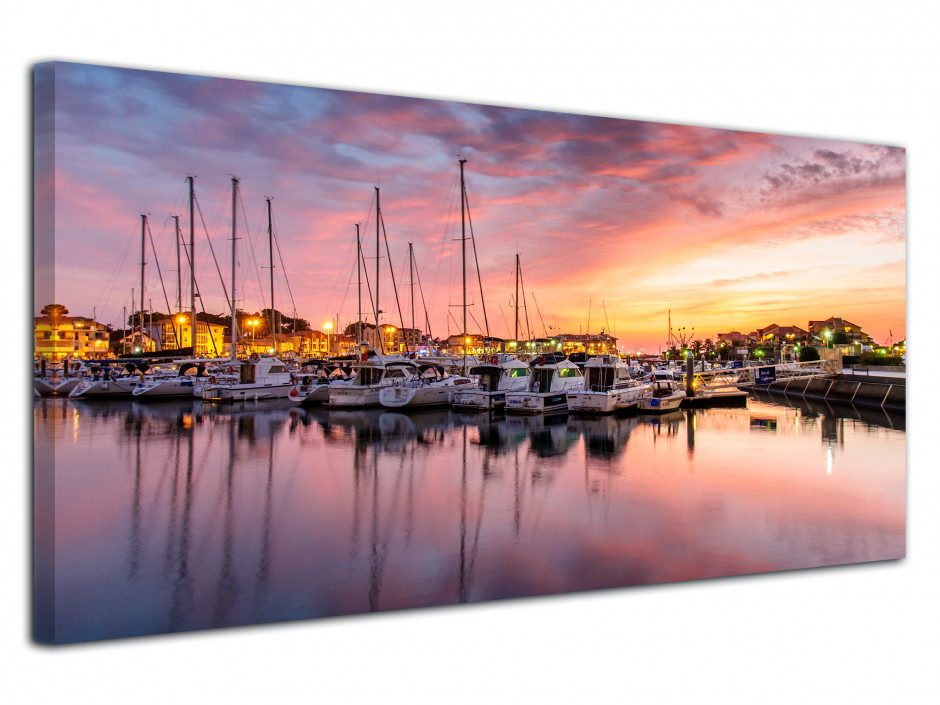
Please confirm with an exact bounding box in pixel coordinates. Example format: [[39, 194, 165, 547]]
[[733, 361, 905, 411]]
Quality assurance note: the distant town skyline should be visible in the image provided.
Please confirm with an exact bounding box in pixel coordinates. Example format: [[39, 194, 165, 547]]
[[37, 62, 906, 352]]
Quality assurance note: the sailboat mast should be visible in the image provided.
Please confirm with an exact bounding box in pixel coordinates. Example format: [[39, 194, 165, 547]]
[[375, 187, 382, 353], [460, 158, 468, 371], [187, 176, 195, 353], [515, 253, 520, 345], [174, 215, 181, 347], [267, 197, 276, 355], [230, 177, 239, 361], [140, 214, 147, 350], [409, 242, 415, 355], [356, 223, 362, 344]]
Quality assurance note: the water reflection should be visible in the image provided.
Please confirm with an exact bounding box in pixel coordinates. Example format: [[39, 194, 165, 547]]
[[36, 394, 906, 643]]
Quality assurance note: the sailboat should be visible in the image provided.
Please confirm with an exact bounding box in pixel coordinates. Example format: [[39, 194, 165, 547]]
[[328, 343, 418, 408], [378, 362, 474, 409], [202, 185, 294, 402]]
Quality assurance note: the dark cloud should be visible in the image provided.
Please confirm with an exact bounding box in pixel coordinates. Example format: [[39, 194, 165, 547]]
[[760, 144, 906, 203]]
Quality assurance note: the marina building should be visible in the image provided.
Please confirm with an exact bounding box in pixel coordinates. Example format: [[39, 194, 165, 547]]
[[143, 315, 226, 356], [34, 304, 110, 361]]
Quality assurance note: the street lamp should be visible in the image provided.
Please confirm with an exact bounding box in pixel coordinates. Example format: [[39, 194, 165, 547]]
[[249, 319, 258, 341], [823, 330, 832, 348], [324, 321, 333, 355]]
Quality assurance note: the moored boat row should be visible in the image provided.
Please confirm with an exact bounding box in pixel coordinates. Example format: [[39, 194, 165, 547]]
[[42, 343, 748, 416]]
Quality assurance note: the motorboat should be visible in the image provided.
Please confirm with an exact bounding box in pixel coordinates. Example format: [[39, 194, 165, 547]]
[[328, 345, 420, 408], [201, 355, 295, 402], [637, 379, 686, 413], [567, 354, 651, 415], [452, 356, 530, 411], [379, 363, 474, 409], [505, 352, 583, 414]]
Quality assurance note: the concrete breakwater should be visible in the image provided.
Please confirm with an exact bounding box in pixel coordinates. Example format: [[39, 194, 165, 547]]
[[758, 372, 905, 410]]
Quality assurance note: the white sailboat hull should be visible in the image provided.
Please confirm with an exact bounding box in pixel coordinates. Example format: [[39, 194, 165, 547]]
[[131, 377, 203, 400], [329, 384, 386, 408], [70, 378, 140, 399], [379, 379, 473, 409], [201, 383, 294, 402]]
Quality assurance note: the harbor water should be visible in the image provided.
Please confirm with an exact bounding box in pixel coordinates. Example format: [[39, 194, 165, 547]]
[[33, 394, 906, 643]]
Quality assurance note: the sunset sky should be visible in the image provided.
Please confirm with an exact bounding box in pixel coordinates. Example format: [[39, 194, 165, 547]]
[[38, 62, 906, 352]]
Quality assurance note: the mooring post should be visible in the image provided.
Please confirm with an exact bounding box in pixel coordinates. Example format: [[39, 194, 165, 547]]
[[686, 355, 695, 397]]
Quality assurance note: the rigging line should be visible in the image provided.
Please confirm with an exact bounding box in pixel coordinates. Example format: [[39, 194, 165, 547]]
[[380, 212, 407, 346], [467, 307, 485, 337], [327, 196, 374, 329], [358, 239, 379, 339], [603, 300, 611, 336], [463, 188, 490, 337], [235, 185, 261, 312], [269, 206, 298, 322], [193, 193, 232, 313], [532, 292, 548, 337], [146, 220, 181, 349], [412, 248, 433, 341], [427, 173, 461, 325], [177, 226, 219, 356], [498, 304, 511, 340], [518, 261, 532, 342], [94, 228, 136, 325], [234, 199, 266, 314]]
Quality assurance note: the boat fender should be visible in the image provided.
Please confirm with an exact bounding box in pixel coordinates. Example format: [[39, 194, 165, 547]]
[[538, 356, 546, 366], [361, 352, 369, 361], [208, 375, 217, 384], [289, 387, 299, 397]]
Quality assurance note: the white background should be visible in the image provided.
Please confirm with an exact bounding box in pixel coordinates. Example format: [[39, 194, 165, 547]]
[[2, 2, 937, 703]]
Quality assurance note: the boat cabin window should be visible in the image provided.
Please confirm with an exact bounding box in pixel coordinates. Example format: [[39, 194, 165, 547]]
[[479, 371, 500, 391], [557, 367, 580, 378], [505, 368, 528, 378], [530, 369, 554, 392], [355, 367, 384, 386], [587, 367, 614, 391], [268, 365, 287, 374]]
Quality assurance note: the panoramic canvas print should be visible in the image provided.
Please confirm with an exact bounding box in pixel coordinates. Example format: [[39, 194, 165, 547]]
[[33, 62, 906, 644]]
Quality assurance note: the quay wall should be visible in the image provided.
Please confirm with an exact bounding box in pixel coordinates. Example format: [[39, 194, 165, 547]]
[[756, 373, 905, 410]]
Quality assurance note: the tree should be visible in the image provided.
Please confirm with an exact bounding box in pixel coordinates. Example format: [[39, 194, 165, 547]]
[[799, 346, 820, 362], [831, 330, 850, 345], [40, 303, 68, 318]]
